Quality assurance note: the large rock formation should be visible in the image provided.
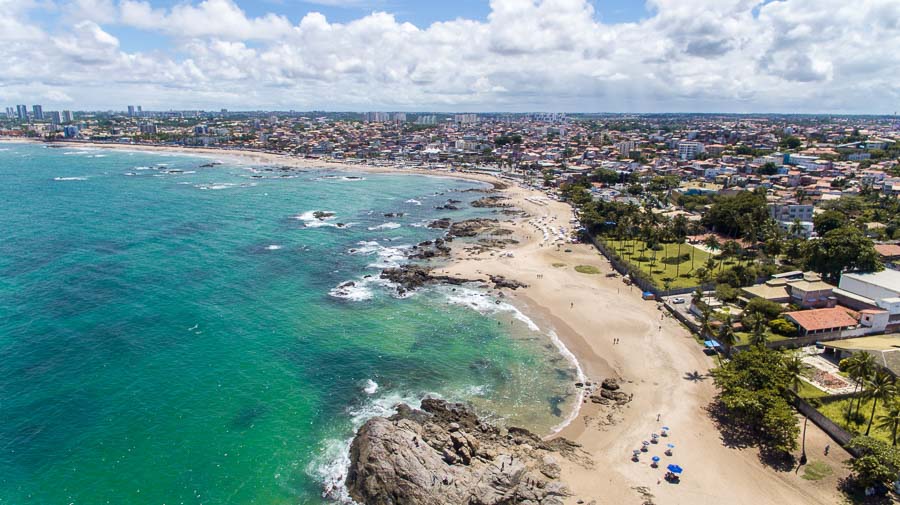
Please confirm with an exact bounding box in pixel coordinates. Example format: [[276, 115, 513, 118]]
[[346, 399, 574, 505], [380, 265, 476, 295]]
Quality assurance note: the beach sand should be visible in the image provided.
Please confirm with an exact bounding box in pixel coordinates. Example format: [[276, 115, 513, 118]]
[[10, 138, 850, 504], [433, 181, 850, 505]]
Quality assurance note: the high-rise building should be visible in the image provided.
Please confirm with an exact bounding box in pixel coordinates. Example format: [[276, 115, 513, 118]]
[[62, 110, 74, 123], [48, 111, 61, 124], [32, 105, 43, 120], [137, 105, 142, 117], [63, 125, 79, 138], [4, 107, 13, 118], [16, 105, 28, 120], [140, 123, 158, 135], [678, 141, 705, 161], [127, 105, 135, 117]]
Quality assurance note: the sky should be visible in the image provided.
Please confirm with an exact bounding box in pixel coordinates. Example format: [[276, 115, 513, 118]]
[[1, 0, 899, 113]]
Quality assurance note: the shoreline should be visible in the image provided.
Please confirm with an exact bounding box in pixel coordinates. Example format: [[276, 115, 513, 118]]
[[7, 137, 849, 504]]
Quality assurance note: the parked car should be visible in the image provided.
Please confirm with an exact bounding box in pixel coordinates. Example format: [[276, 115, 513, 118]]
[[672, 297, 686, 304]]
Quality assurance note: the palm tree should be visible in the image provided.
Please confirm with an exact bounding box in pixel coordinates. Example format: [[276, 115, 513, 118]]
[[745, 313, 767, 346], [718, 314, 737, 357], [784, 354, 805, 392], [848, 352, 877, 418], [704, 235, 720, 271], [698, 306, 715, 341], [876, 400, 900, 446], [865, 371, 896, 436]]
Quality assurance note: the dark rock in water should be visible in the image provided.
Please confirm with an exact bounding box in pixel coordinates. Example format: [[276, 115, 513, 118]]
[[384, 212, 406, 218], [380, 265, 475, 295], [346, 399, 573, 505], [428, 218, 452, 229], [435, 204, 461, 211], [488, 275, 528, 290], [447, 199, 462, 204], [312, 211, 335, 220]]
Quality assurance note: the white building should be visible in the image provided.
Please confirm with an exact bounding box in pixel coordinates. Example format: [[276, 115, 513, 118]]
[[678, 141, 705, 160], [835, 270, 900, 332]]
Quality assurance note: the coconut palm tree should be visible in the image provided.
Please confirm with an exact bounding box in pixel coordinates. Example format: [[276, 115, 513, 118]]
[[865, 371, 896, 436], [718, 314, 737, 357], [704, 235, 720, 270], [784, 354, 805, 392], [847, 352, 877, 419], [876, 400, 900, 446], [745, 313, 767, 347], [698, 306, 715, 341]]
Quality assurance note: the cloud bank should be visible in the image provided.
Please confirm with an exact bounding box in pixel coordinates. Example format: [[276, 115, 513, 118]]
[[2, 0, 899, 113]]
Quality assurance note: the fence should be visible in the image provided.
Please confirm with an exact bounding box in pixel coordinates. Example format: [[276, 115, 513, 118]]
[[589, 236, 710, 298], [791, 394, 860, 457]]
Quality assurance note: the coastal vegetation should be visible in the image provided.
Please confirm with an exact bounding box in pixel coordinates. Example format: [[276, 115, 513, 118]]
[[710, 345, 801, 456]]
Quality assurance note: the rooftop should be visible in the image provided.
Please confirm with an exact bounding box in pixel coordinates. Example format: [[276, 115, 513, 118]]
[[842, 269, 900, 290], [784, 307, 858, 331]]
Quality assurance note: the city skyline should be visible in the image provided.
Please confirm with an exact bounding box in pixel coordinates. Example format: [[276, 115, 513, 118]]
[[2, 0, 899, 113]]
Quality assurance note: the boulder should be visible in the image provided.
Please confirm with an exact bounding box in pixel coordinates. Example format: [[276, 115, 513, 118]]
[[346, 399, 572, 505]]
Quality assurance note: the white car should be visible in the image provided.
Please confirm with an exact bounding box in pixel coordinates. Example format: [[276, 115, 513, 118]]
[[672, 297, 686, 304]]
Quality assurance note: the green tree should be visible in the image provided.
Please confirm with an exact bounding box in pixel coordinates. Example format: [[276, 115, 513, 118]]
[[846, 352, 878, 420], [783, 355, 806, 394], [717, 313, 737, 357], [757, 162, 779, 176], [876, 402, 900, 446], [710, 346, 799, 454], [780, 136, 802, 150], [812, 209, 847, 236], [846, 436, 900, 490], [804, 226, 883, 283], [865, 372, 897, 436]]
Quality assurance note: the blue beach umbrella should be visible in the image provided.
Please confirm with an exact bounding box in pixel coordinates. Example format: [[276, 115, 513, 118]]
[[667, 464, 683, 474], [652, 456, 660, 462], [667, 443, 675, 449]]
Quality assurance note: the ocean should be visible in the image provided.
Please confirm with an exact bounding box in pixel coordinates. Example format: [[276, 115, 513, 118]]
[[0, 143, 581, 504]]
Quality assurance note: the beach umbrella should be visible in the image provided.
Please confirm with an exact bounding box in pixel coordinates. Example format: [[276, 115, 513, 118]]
[[667, 443, 675, 449], [667, 464, 683, 474], [652, 456, 660, 462]]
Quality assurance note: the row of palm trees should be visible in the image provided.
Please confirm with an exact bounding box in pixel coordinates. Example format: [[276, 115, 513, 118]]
[[608, 202, 791, 281], [843, 352, 900, 445]]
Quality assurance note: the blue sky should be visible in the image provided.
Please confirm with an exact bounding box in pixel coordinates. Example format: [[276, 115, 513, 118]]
[[58, 0, 652, 53], [3, 0, 899, 113]]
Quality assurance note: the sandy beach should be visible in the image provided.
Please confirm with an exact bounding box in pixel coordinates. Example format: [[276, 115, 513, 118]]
[[432, 181, 850, 505], [9, 138, 850, 504]]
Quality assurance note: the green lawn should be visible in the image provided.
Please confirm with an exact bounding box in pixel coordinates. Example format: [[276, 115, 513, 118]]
[[604, 239, 715, 290], [733, 331, 790, 347], [817, 397, 897, 445], [796, 380, 829, 400]]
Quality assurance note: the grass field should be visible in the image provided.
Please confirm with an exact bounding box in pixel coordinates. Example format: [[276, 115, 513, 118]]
[[817, 397, 896, 445], [734, 331, 790, 347], [574, 265, 601, 274], [604, 239, 717, 289]]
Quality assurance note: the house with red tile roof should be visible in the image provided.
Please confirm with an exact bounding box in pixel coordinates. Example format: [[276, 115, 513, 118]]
[[784, 307, 859, 338]]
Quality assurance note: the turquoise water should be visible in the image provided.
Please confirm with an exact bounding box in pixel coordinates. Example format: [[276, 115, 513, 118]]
[[0, 143, 580, 504]]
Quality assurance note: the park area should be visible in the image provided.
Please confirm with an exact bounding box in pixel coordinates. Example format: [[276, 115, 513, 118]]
[[603, 239, 715, 290]]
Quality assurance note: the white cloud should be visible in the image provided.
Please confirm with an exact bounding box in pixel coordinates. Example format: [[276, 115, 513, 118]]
[[0, 0, 898, 112]]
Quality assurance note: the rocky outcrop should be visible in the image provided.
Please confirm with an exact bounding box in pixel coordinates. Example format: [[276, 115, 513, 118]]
[[489, 275, 528, 290], [380, 265, 476, 295], [428, 218, 452, 229], [448, 218, 500, 238], [346, 399, 573, 505], [409, 238, 453, 260], [588, 378, 632, 406], [472, 196, 512, 208]]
